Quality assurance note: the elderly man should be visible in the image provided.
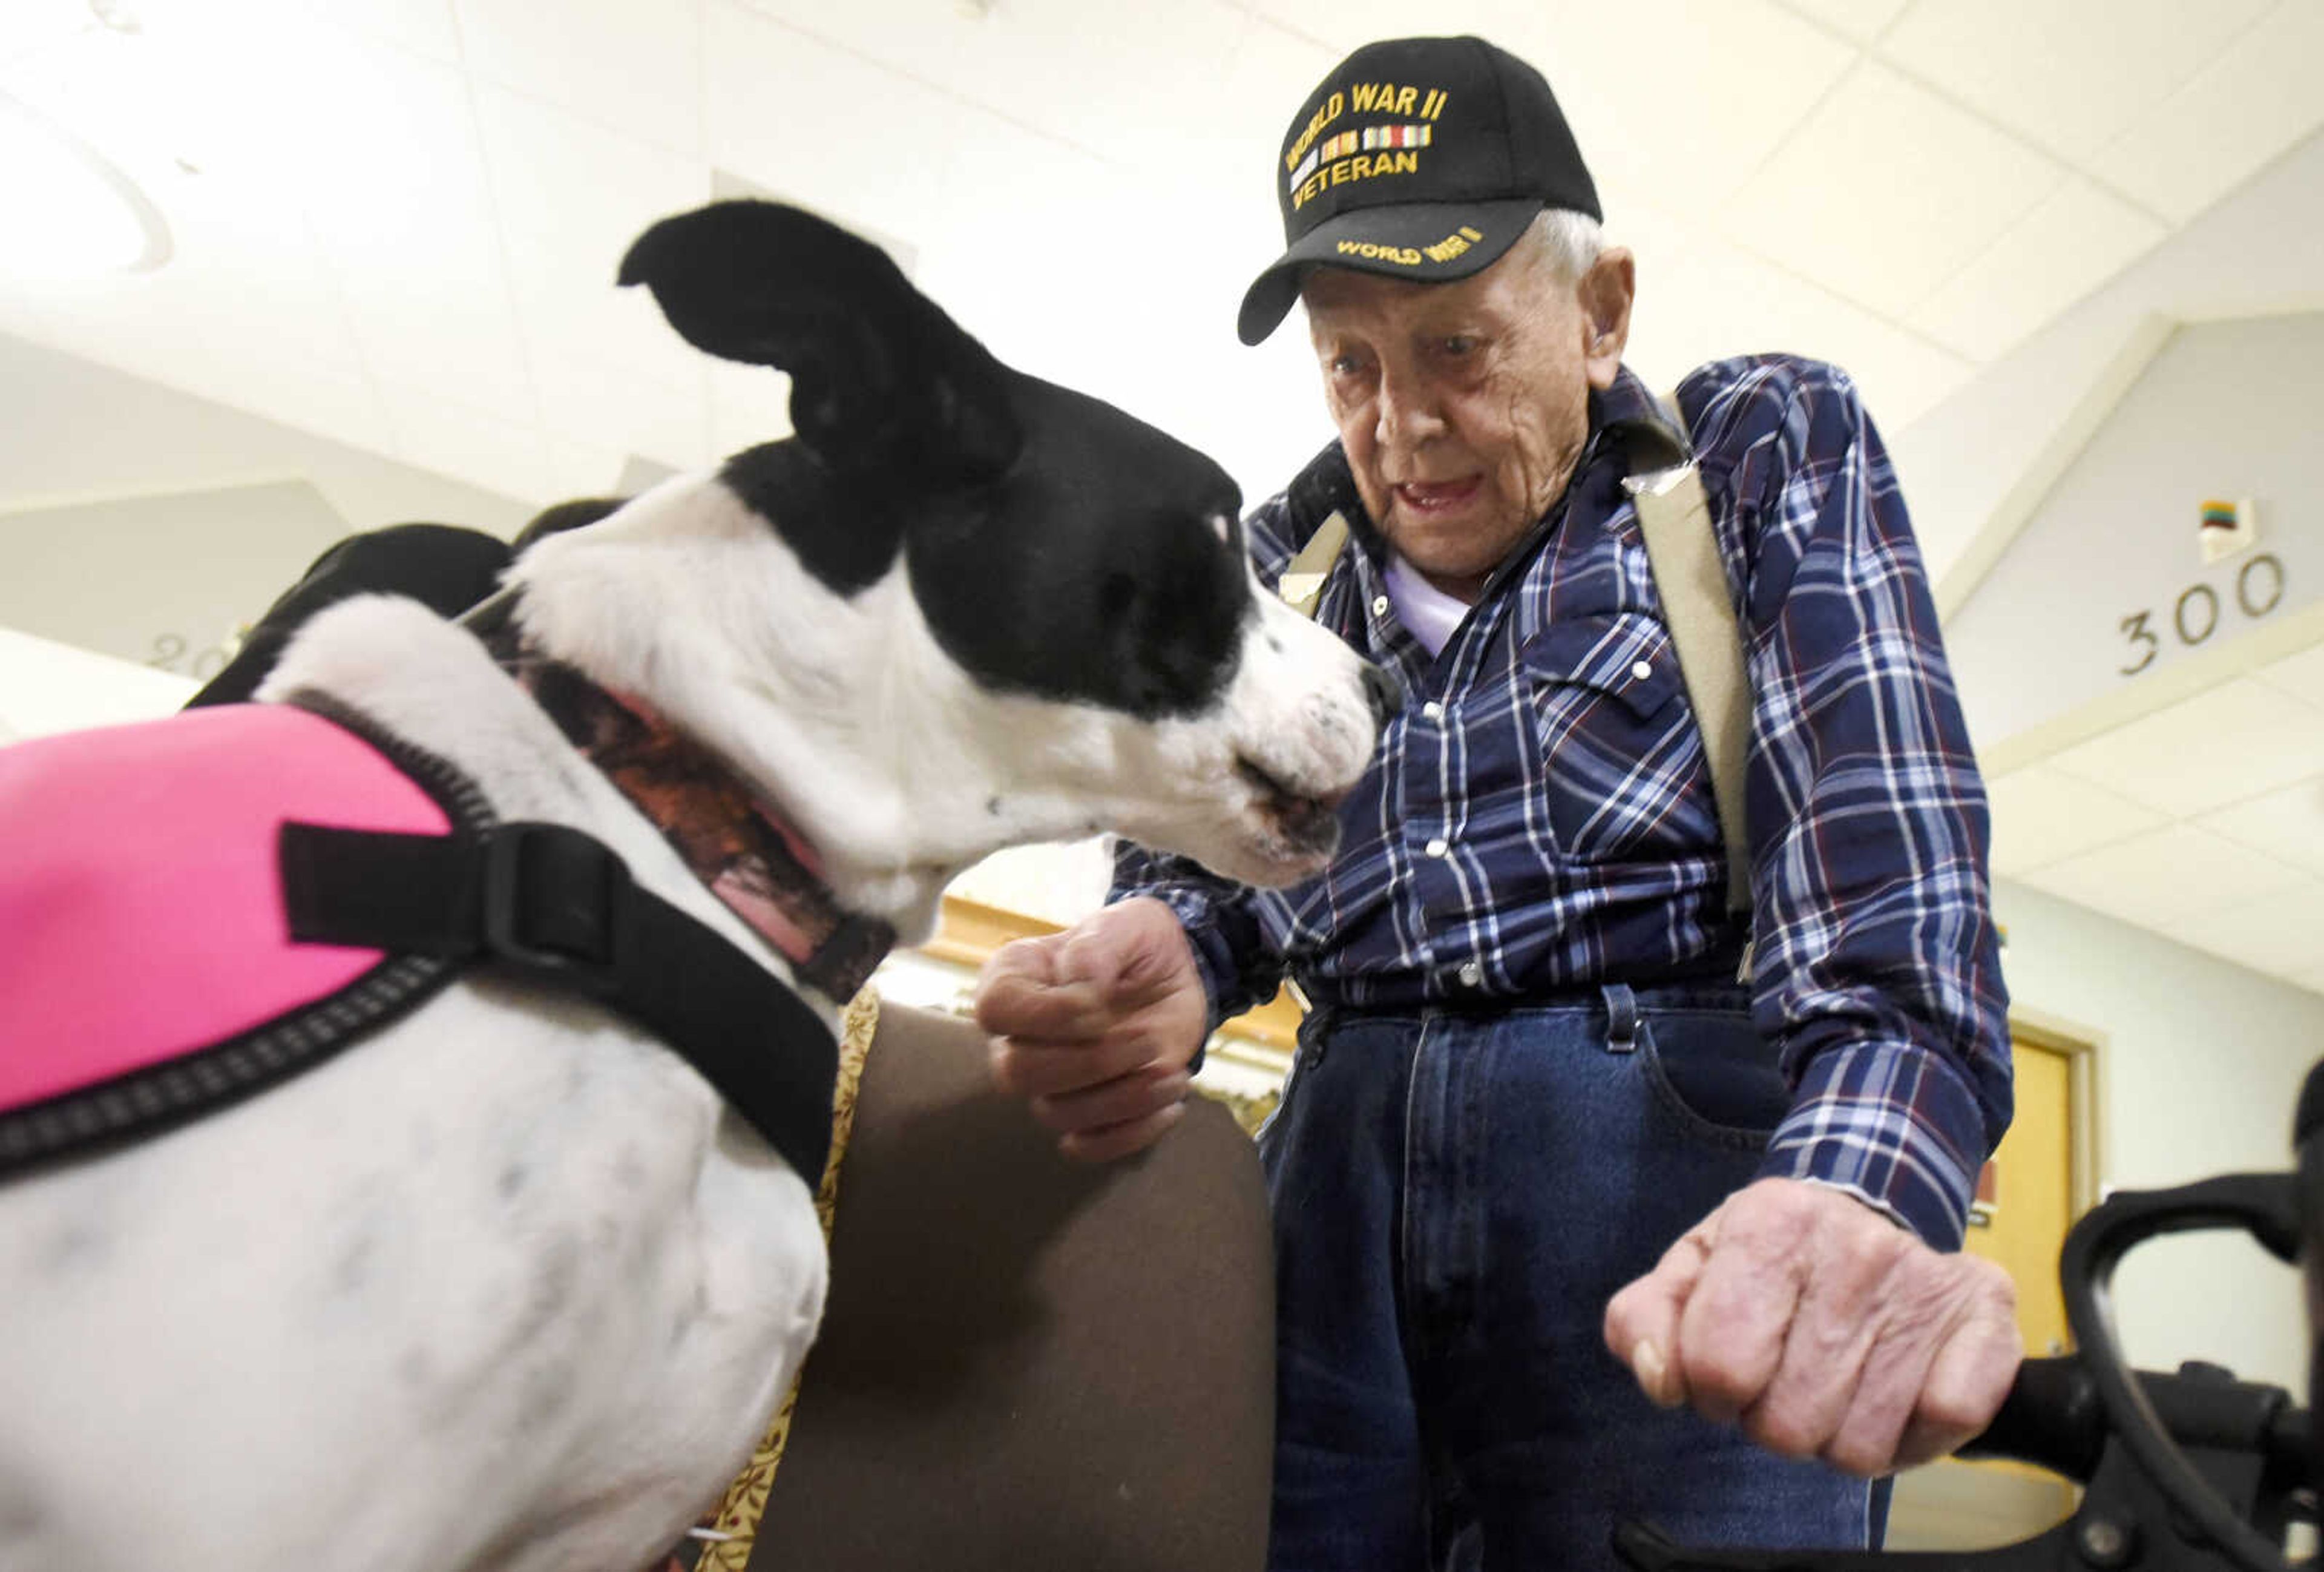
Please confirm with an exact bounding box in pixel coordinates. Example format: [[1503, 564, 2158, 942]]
[[977, 33, 2019, 1570]]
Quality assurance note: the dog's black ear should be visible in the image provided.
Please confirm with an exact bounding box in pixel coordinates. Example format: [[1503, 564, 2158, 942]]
[[619, 200, 1022, 484]]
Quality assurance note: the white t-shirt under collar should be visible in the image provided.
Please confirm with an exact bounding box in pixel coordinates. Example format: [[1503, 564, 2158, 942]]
[[1381, 550, 1471, 658]]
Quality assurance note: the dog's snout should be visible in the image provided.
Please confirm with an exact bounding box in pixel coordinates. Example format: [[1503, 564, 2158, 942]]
[[1361, 661, 1405, 728]]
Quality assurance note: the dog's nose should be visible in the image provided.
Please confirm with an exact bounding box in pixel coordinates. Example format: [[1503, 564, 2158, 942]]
[[1361, 662, 1406, 728]]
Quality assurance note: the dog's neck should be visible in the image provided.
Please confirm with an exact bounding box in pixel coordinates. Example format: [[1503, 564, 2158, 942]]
[[501, 475, 1127, 941], [467, 595, 896, 1001]]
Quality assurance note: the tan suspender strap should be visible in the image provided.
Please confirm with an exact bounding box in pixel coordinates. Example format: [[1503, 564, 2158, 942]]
[[1277, 510, 1350, 619], [1627, 462, 1753, 914]]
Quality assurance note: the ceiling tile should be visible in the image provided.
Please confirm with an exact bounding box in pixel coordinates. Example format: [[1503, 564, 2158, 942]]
[[2162, 876, 2324, 981], [225, 24, 494, 256], [1616, 222, 1974, 430], [473, 84, 704, 253], [2199, 778, 2324, 879], [192, 341, 393, 458], [734, 0, 1246, 170], [2255, 637, 2324, 708], [2086, 1, 2324, 223], [1905, 177, 2167, 362], [1488, 0, 1856, 214], [1880, 0, 2272, 163], [310, 0, 463, 65], [704, 2, 962, 250], [1724, 61, 2063, 318], [471, 85, 709, 386], [2022, 821, 2305, 929], [212, 27, 533, 415], [1773, 0, 1912, 44], [0, 0, 91, 68], [2047, 677, 2324, 817], [338, 284, 532, 421], [527, 341, 709, 475], [1985, 763, 2168, 876], [1244, 0, 1483, 53], [378, 380, 548, 505], [455, 0, 703, 156]]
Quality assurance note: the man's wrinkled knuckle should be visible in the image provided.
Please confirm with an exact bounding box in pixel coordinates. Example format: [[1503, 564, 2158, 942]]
[[1918, 1380, 1998, 1437], [1822, 1434, 1892, 1478], [1747, 1405, 1823, 1461], [1681, 1355, 1759, 1415]]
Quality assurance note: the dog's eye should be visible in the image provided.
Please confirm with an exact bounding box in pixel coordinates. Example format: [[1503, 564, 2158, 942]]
[[1207, 512, 1232, 545]]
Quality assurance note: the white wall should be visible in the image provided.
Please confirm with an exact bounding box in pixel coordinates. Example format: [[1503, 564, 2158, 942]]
[[0, 625, 194, 741], [1945, 313, 2324, 748], [1994, 875, 2322, 1392], [0, 329, 533, 539]]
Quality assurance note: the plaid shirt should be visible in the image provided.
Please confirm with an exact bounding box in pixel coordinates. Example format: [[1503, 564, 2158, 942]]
[[1115, 357, 2011, 1251]]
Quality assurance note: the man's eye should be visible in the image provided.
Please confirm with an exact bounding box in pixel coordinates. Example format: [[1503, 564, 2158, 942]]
[[1440, 335, 1479, 357], [1329, 352, 1366, 377]]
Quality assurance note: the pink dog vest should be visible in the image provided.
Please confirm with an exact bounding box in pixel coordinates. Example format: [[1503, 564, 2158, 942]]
[[0, 702, 468, 1171], [0, 694, 844, 1180]]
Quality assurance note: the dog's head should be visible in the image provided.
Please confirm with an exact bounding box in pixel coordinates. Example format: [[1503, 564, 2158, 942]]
[[527, 201, 1391, 915]]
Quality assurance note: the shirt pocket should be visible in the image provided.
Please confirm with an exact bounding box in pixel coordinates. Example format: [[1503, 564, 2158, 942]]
[[1519, 613, 1716, 866]]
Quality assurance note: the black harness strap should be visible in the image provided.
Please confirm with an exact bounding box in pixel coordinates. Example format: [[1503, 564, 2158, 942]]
[[278, 818, 836, 1183]]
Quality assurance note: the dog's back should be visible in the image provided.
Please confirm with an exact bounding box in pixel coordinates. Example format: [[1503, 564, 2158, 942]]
[[0, 599, 829, 1572]]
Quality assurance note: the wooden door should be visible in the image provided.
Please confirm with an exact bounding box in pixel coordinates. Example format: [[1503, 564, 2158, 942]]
[[1965, 1034, 2077, 1358], [1886, 1025, 2094, 1550]]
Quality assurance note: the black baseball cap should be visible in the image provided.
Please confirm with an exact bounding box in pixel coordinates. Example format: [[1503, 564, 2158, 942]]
[[1237, 35, 1601, 346]]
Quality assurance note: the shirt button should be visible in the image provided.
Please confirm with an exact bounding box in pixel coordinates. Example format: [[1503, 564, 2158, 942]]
[[1425, 837, 1449, 858], [1631, 659, 1653, 681], [1421, 700, 1444, 722], [1457, 961, 1483, 986], [1371, 594, 1391, 617]]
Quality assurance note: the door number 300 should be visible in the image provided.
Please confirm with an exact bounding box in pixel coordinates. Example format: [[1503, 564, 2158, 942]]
[[2118, 552, 2287, 677]]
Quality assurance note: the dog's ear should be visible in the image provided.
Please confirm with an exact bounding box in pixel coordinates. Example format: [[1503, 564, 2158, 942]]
[[620, 200, 1022, 485]]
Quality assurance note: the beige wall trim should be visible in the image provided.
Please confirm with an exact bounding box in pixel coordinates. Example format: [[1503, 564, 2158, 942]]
[[1934, 313, 2178, 626], [1977, 594, 2324, 777], [0, 472, 314, 518]]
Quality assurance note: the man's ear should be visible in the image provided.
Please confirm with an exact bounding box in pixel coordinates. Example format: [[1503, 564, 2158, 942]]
[[619, 200, 1022, 484], [1577, 246, 1636, 392]]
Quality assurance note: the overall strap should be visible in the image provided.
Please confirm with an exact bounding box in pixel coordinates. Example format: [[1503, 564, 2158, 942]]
[[1277, 510, 1351, 619], [1626, 447, 1753, 919]]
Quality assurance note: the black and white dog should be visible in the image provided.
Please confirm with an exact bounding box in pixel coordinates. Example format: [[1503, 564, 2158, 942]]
[[0, 202, 1386, 1571]]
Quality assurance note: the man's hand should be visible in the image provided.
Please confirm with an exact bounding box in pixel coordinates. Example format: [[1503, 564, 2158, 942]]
[[974, 897, 1210, 1163], [1603, 1177, 2021, 1476]]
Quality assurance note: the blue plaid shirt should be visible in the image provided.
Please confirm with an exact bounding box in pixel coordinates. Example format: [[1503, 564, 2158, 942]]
[[1115, 356, 2011, 1251]]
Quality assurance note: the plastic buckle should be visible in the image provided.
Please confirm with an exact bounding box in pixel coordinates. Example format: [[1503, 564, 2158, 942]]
[[481, 821, 631, 998]]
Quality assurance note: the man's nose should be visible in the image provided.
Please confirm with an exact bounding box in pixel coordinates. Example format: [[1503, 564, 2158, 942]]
[[1362, 660, 1406, 728], [1374, 368, 1441, 448]]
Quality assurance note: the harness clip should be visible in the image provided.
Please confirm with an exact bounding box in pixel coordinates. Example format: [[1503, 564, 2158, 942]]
[[481, 821, 634, 998]]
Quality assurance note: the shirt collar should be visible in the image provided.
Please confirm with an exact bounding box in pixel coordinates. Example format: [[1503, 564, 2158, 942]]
[[1592, 363, 1691, 470]]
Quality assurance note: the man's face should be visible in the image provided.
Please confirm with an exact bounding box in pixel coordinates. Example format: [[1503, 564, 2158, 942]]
[[1302, 238, 1633, 602]]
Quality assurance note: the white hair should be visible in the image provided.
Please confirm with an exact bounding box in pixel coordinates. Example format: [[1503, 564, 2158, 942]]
[[1525, 207, 1605, 284]]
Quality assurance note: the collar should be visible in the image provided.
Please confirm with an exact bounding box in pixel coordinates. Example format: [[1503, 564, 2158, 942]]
[[466, 597, 896, 1001], [1593, 363, 1693, 471]]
